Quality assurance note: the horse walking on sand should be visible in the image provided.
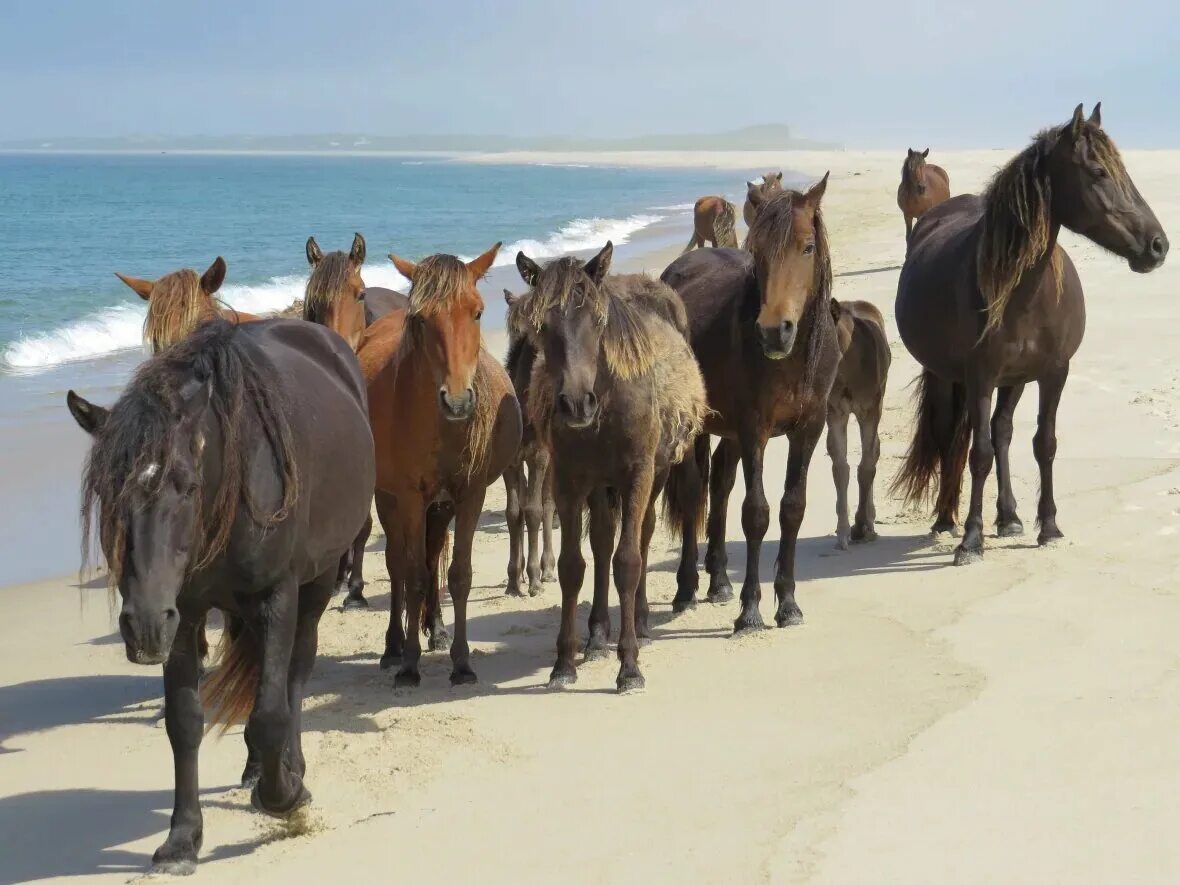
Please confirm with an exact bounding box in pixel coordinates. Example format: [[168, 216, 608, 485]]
[[502, 288, 556, 597], [358, 245, 521, 685], [897, 148, 951, 242], [302, 232, 410, 608], [515, 242, 707, 691], [661, 174, 841, 631], [893, 103, 1168, 565], [70, 318, 374, 874], [743, 172, 784, 228], [826, 298, 891, 549], [683, 195, 739, 252]]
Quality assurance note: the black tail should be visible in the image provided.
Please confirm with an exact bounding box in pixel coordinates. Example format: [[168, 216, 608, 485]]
[[662, 436, 710, 541], [891, 370, 969, 519]]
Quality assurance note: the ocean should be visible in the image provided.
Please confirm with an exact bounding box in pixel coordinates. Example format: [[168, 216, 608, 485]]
[[0, 152, 748, 584]]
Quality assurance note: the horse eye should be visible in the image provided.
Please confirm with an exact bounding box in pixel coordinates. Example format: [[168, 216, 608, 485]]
[[803, 243, 816, 255], [357, 290, 365, 301], [1091, 165, 1107, 179], [475, 310, 483, 321]]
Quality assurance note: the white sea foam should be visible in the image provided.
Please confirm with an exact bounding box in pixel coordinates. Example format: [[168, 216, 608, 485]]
[[0, 212, 663, 373]]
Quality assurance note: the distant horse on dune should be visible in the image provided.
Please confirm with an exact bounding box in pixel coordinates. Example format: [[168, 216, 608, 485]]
[[683, 195, 739, 252], [893, 103, 1168, 566], [896, 148, 950, 242], [743, 171, 783, 228]]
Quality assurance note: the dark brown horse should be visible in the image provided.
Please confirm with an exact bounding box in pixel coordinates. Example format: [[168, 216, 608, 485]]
[[358, 245, 521, 685], [502, 288, 556, 597], [516, 242, 707, 691], [683, 195, 739, 252], [661, 174, 840, 631], [303, 232, 410, 609], [897, 148, 951, 242], [893, 104, 1168, 565], [71, 318, 374, 874], [743, 172, 784, 228], [827, 298, 890, 549]]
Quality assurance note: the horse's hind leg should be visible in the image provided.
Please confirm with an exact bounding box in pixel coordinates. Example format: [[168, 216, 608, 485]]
[[852, 402, 883, 543], [955, 379, 996, 566], [424, 503, 453, 652], [586, 487, 616, 661], [448, 489, 486, 685], [827, 404, 852, 550], [1034, 365, 1069, 545], [992, 384, 1026, 536], [671, 434, 708, 611], [151, 614, 205, 875], [539, 450, 557, 582], [523, 451, 546, 596], [504, 462, 525, 597], [341, 514, 372, 610], [286, 569, 334, 780], [636, 471, 667, 643], [706, 438, 740, 604]]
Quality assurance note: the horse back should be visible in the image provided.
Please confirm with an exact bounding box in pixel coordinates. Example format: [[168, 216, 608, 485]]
[[363, 286, 409, 326]]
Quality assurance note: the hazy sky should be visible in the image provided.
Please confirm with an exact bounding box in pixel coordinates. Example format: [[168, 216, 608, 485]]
[[2, 0, 1177, 146]]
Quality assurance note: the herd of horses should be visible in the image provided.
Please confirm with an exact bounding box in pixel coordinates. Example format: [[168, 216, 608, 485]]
[[64, 104, 1167, 873]]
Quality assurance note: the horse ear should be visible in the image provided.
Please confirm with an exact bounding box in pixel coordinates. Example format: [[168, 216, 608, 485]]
[[772, 171, 783, 183], [921, 148, 930, 158], [466, 242, 501, 280], [1071, 103, 1086, 137], [306, 236, 323, 266], [200, 257, 226, 295], [805, 171, 830, 206], [389, 253, 417, 281], [907, 148, 914, 158], [503, 288, 521, 307], [115, 272, 155, 301], [350, 232, 366, 265], [516, 252, 541, 287], [584, 241, 613, 284], [66, 390, 108, 436], [829, 298, 842, 322], [1088, 102, 1102, 129]]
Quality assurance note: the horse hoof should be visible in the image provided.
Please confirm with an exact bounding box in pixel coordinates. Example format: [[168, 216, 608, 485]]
[[547, 669, 577, 689], [584, 643, 612, 662], [450, 668, 478, 686], [617, 673, 646, 694], [505, 586, 526, 598], [706, 586, 734, 605], [379, 651, 402, 671], [671, 595, 697, 613], [341, 594, 369, 611], [541, 569, 557, 583], [851, 526, 878, 544], [251, 781, 312, 819], [394, 669, 421, 689], [151, 859, 197, 877], [953, 546, 983, 566], [428, 632, 451, 653], [931, 520, 956, 536], [1038, 528, 1065, 547], [997, 520, 1024, 538], [834, 534, 850, 551], [775, 606, 804, 627], [528, 584, 544, 598], [732, 609, 767, 634]]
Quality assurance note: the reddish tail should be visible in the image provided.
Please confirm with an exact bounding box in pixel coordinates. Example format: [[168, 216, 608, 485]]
[[200, 621, 260, 734]]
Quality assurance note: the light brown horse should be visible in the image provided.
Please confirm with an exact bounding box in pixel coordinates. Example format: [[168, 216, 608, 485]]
[[897, 148, 951, 242], [358, 245, 521, 685], [683, 196, 739, 252], [743, 171, 783, 227], [827, 298, 890, 549], [115, 256, 258, 353]]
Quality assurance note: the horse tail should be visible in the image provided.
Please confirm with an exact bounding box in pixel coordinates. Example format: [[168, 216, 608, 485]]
[[713, 201, 739, 248], [420, 527, 452, 635], [200, 618, 260, 734], [662, 435, 709, 541], [681, 231, 700, 255], [891, 369, 969, 517]]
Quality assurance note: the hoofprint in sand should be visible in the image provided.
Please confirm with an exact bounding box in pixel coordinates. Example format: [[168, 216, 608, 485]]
[[2, 149, 1179, 883]]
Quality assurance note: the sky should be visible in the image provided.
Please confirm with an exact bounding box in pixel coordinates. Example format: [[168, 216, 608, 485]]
[[1, 0, 1178, 147]]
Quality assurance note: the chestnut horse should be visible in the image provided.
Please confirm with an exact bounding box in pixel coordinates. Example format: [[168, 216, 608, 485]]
[[516, 243, 707, 691], [662, 175, 841, 631], [827, 298, 890, 549], [502, 288, 556, 597], [893, 104, 1168, 565], [303, 232, 411, 608], [358, 245, 521, 685], [896, 148, 950, 242], [683, 196, 739, 252], [743, 171, 783, 228]]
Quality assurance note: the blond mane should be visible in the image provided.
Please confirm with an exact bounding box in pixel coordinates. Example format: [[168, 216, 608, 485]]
[[143, 269, 220, 353], [303, 251, 355, 324]]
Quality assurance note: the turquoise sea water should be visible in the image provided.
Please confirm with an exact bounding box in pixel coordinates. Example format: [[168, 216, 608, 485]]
[[0, 153, 751, 584]]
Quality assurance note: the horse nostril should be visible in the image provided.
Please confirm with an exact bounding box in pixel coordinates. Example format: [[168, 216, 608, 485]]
[[584, 392, 598, 415], [1150, 235, 1169, 259], [780, 320, 796, 336], [558, 393, 576, 416]]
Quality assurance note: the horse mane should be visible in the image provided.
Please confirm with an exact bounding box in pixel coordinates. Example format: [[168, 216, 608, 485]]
[[744, 189, 835, 384], [143, 269, 220, 353], [521, 258, 671, 381], [81, 319, 300, 587], [303, 251, 355, 325], [978, 123, 1130, 334], [901, 156, 921, 191]]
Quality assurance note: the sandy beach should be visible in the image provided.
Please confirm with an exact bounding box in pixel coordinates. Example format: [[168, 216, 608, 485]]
[[3, 148, 1180, 884]]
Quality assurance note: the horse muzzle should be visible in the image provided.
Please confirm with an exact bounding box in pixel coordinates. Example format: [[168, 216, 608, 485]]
[[756, 320, 796, 360], [557, 390, 599, 430], [119, 605, 180, 665], [439, 388, 476, 422], [1130, 232, 1169, 273]]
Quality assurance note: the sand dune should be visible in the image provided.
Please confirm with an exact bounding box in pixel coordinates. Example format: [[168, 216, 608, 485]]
[[2, 148, 1179, 884]]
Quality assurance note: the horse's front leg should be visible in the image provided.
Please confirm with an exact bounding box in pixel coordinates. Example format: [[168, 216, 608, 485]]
[[539, 452, 557, 583], [955, 378, 997, 566], [992, 384, 1026, 536], [503, 462, 525, 597], [1034, 365, 1069, 545], [549, 487, 586, 688], [448, 487, 486, 685], [523, 451, 547, 596], [734, 429, 770, 633], [394, 505, 429, 687], [586, 487, 616, 660], [376, 491, 405, 669], [615, 466, 654, 692], [705, 437, 739, 603], [285, 570, 334, 781], [852, 403, 883, 543], [248, 577, 308, 817], [826, 403, 851, 550], [774, 420, 823, 626], [151, 613, 206, 875]]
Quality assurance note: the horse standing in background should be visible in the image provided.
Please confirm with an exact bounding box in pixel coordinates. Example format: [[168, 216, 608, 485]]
[[358, 245, 521, 685], [683, 196, 739, 252], [896, 148, 951, 242], [893, 104, 1167, 565], [743, 171, 783, 228]]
